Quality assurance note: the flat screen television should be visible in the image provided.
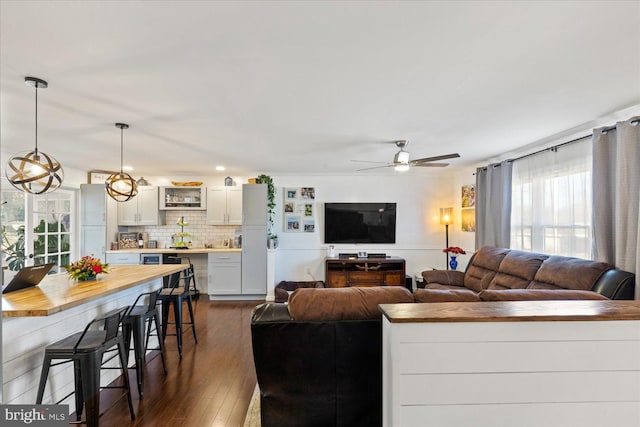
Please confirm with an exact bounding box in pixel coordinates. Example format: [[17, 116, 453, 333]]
[[324, 202, 396, 244]]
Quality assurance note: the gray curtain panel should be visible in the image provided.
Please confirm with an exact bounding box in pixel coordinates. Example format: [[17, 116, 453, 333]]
[[475, 160, 513, 249], [592, 118, 640, 298]]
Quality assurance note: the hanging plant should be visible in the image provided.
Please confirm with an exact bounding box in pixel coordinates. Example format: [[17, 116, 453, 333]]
[[256, 174, 275, 230]]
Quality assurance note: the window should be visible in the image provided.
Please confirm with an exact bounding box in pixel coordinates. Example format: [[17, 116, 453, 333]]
[[2, 184, 76, 275], [510, 141, 592, 258], [31, 190, 74, 273]]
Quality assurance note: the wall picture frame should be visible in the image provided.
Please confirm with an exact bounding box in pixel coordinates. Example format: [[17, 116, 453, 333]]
[[283, 187, 316, 233]]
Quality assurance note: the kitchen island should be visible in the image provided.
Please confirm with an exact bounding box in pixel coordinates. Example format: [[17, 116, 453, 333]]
[[2, 264, 184, 410]]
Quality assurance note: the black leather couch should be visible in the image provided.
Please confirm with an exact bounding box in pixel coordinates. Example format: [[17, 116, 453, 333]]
[[251, 286, 414, 427]]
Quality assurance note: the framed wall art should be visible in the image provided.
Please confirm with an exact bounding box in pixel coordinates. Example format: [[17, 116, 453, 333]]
[[283, 187, 316, 233]]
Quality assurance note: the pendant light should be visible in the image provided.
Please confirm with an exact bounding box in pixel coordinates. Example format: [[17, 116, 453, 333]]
[[105, 123, 138, 202], [6, 77, 64, 194]]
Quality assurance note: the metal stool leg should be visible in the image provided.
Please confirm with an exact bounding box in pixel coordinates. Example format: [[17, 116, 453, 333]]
[[148, 312, 168, 374], [186, 294, 198, 343], [130, 316, 146, 398], [173, 295, 183, 357]]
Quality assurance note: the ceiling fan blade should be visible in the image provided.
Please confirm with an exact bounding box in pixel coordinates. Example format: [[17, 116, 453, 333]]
[[410, 153, 460, 164], [351, 159, 389, 164], [412, 162, 450, 167], [356, 164, 393, 171]]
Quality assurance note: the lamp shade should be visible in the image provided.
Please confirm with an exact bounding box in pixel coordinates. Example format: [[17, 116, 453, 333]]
[[6, 150, 64, 194], [105, 122, 138, 202], [105, 172, 138, 202], [440, 207, 453, 225], [5, 76, 64, 194]]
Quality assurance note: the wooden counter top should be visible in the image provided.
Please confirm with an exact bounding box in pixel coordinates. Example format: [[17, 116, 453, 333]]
[[2, 264, 185, 317], [106, 248, 241, 254], [379, 300, 640, 323]]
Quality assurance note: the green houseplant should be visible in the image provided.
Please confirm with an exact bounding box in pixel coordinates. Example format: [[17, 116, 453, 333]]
[[256, 174, 277, 248]]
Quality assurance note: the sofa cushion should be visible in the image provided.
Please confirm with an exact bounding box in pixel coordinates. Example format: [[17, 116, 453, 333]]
[[463, 246, 510, 292], [414, 288, 481, 303], [487, 250, 548, 290], [528, 256, 612, 291], [479, 289, 609, 301], [288, 286, 414, 321]]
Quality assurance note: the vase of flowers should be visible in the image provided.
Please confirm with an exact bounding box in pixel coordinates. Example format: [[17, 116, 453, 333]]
[[443, 246, 466, 271], [66, 255, 109, 281]]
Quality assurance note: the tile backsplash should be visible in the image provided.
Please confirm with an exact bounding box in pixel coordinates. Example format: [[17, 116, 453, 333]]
[[121, 211, 241, 249]]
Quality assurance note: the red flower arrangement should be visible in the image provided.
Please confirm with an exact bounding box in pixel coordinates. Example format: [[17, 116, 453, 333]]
[[443, 246, 466, 255], [66, 255, 109, 281]]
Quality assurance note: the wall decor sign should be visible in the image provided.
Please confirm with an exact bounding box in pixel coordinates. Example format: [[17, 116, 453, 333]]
[[461, 184, 476, 232], [283, 187, 315, 233]]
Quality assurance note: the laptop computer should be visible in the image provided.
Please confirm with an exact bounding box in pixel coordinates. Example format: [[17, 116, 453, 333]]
[[2, 263, 55, 294]]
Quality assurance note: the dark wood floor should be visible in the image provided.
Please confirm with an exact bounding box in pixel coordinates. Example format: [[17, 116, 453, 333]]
[[96, 299, 261, 427]]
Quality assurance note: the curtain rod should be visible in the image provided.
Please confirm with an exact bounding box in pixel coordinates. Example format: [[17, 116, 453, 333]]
[[477, 116, 639, 172], [513, 116, 639, 162]]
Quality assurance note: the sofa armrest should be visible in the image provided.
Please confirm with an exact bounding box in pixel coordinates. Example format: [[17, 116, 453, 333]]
[[421, 270, 465, 287], [251, 303, 292, 323], [591, 269, 636, 300]]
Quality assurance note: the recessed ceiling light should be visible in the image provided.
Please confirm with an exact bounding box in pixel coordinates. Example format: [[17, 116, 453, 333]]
[[123, 165, 133, 171], [215, 166, 225, 171]]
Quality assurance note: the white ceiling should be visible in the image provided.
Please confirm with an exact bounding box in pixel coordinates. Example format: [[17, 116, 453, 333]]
[[1, 1, 639, 178]]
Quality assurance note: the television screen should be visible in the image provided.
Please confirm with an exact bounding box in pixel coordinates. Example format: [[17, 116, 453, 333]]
[[324, 203, 396, 244]]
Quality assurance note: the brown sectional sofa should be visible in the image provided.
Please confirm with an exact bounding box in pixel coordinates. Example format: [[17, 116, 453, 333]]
[[419, 246, 635, 301], [252, 249, 635, 426]]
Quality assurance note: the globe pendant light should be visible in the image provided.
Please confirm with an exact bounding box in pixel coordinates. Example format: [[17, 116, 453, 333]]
[[105, 123, 138, 202], [6, 77, 64, 194]]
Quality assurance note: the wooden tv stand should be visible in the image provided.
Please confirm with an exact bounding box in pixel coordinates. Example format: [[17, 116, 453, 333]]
[[325, 257, 406, 287]]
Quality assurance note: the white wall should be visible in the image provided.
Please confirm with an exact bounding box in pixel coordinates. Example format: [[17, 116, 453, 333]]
[[270, 173, 464, 284]]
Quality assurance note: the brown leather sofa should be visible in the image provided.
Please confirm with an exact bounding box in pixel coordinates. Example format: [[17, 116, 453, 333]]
[[419, 246, 635, 302], [251, 286, 414, 427]]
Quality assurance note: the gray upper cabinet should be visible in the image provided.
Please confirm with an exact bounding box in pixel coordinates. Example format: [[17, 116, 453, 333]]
[[242, 184, 267, 226]]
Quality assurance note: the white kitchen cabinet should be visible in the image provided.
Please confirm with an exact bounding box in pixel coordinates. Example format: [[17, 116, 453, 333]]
[[105, 252, 140, 264], [80, 184, 117, 260], [242, 184, 267, 226], [208, 252, 242, 295], [159, 186, 206, 210], [241, 226, 267, 295], [117, 186, 164, 226], [206, 186, 242, 225]]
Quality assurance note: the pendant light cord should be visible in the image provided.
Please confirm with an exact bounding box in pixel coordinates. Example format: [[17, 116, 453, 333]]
[[120, 126, 124, 173], [34, 83, 38, 156]]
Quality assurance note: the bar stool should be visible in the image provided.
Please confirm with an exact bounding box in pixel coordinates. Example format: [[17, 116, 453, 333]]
[[36, 306, 135, 427], [158, 258, 198, 357], [122, 289, 167, 398]]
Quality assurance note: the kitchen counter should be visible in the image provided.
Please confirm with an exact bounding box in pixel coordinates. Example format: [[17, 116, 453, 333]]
[[106, 248, 241, 254], [2, 264, 185, 317]]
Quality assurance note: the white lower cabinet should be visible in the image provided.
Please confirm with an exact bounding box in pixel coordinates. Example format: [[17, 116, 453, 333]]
[[208, 252, 242, 295], [106, 252, 140, 264]]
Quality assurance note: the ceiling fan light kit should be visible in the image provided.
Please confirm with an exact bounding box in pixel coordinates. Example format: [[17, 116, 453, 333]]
[[352, 139, 460, 172], [105, 123, 138, 202], [6, 77, 64, 194]]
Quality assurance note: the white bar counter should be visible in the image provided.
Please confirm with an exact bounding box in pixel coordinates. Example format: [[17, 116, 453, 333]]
[[2, 264, 184, 409], [380, 301, 640, 427]]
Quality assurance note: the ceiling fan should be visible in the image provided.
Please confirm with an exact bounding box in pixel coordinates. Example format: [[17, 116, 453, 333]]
[[352, 140, 460, 171]]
